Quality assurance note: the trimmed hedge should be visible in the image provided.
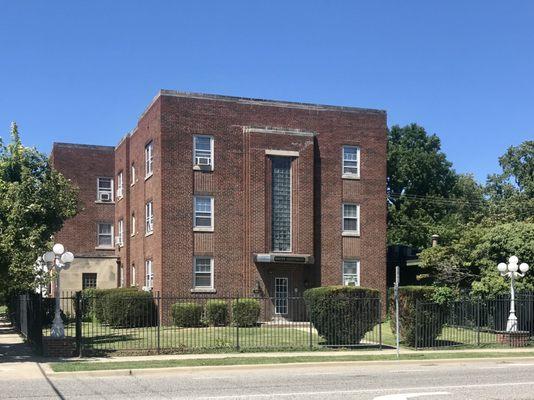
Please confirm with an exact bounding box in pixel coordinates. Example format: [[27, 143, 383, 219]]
[[103, 289, 156, 328], [304, 286, 380, 346], [388, 286, 445, 347], [231, 298, 260, 327], [203, 300, 229, 326], [172, 302, 203, 327]]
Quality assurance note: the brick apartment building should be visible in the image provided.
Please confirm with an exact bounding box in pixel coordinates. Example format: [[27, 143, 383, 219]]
[[53, 90, 387, 316]]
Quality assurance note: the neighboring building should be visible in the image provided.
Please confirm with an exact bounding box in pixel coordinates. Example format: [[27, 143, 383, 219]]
[[50, 143, 118, 293], [50, 90, 388, 319]]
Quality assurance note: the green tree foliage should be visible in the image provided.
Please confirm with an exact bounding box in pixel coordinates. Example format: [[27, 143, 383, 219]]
[[387, 124, 486, 248], [0, 123, 78, 298]]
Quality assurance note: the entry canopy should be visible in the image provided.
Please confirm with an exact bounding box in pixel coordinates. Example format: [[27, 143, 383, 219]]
[[254, 253, 314, 264]]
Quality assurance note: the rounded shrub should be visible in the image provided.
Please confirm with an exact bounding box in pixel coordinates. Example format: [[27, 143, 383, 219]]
[[102, 289, 156, 328], [203, 300, 229, 326], [82, 287, 139, 322], [388, 286, 445, 347], [231, 298, 260, 327], [171, 302, 203, 327], [304, 286, 380, 346]]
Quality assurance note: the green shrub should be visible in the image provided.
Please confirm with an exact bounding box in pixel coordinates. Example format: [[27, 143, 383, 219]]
[[304, 286, 380, 346], [203, 300, 229, 326], [80, 287, 138, 322], [101, 289, 155, 328], [388, 286, 445, 347], [231, 298, 260, 327], [171, 302, 203, 327]]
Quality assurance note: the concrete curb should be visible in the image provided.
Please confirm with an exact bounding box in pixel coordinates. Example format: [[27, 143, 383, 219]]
[[45, 354, 534, 378]]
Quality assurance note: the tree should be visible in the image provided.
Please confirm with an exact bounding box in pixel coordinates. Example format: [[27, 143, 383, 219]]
[[387, 124, 486, 248], [0, 123, 78, 298]]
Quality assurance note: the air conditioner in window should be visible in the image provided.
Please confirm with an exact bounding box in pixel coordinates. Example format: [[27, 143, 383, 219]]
[[99, 192, 111, 202], [195, 157, 211, 166]]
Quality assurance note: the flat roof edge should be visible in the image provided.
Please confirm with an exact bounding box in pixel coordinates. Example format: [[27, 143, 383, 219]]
[[52, 142, 115, 152]]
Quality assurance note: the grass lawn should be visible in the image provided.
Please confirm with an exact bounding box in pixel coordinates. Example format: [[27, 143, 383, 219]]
[[49, 350, 534, 372]]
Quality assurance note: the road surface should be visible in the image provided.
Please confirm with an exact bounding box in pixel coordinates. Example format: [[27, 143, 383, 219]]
[[2, 358, 534, 399]]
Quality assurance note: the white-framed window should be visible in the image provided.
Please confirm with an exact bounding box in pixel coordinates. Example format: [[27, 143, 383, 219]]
[[145, 201, 154, 234], [117, 219, 124, 247], [130, 163, 136, 185], [97, 223, 114, 248], [131, 213, 136, 236], [194, 196, 214, 230], [145, 259, 153, 290], [97, 177, 113, 202], [120, 266, 124, 287], [145, 141, 154, 178], [343, 259, 360, 286], [131, 264, 136, 286], [193, 256, 213, 289], [342, 203, 360, 235], [193, 135, 214, 169], [116, 172, 123, 199], [274, 277, 289, 315], [342, 146, 360, 178]]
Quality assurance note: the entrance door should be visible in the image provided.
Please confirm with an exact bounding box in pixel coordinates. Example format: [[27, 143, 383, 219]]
[[274, 277, 289, 315]]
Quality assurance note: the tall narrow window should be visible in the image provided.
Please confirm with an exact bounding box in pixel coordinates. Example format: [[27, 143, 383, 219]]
[[97, 223, 114, 247], [130, 163, 136, 185], [145, 259, 153, 290], [194, 196, 214, 230], [131, 264, 136, 286], [120, 266, 124, 287], [145, 201, 154, 234], [343, 259, 360, 286], [117, 219, 124, 246], [145, 141, 154, 177], [342, 146, 360, 177], [116, 172, 123, 199], [97, 177, 113, 202], [131, 213, 136, 236], [194, 257, 213, 289], [193, 135, 214, 169], [342, 203, 360, 235], [271, 157, 291, 252]]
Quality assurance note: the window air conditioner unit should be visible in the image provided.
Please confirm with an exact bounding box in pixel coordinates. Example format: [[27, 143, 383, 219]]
[[195, 157, 211, 166], [99, 192, 111, 202]]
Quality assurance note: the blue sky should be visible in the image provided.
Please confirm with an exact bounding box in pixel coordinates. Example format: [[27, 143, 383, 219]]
[[1, 1, 532, 182]]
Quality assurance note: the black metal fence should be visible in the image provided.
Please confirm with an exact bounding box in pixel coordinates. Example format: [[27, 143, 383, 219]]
[[8, 293, 43, 353], [10, 292, 383, 356], [415, 294, 534, 348]]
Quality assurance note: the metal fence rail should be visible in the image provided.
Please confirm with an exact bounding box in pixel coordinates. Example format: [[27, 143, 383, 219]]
[[415, 295, 534, 348]]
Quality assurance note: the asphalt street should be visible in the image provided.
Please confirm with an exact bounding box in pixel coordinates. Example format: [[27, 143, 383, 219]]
[[3, 358, 534, 399]]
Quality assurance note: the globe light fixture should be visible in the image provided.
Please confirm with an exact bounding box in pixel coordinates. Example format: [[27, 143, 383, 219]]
[[497, 256, 529, 333], [42, 243, 75, 339]]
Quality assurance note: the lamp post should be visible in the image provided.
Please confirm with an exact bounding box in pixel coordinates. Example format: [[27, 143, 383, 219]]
[[497, 256, 529, 332], [43, 243, 74, 338]]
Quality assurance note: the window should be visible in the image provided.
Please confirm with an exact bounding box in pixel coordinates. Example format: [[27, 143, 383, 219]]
[[193, 135, 214, 169], [145, 141, 154, 178], [342, 203, 360, 235], [130, 163, 136, 185], [271, 157, 291, 252], [131, 213, 136, 236], [131, 264, 136, 286], [145, 201, 154, 234], [117, 219, 124, 246], [120, 266, 124, 287], [82, 273, 97, 290], [275, 277, 289, 315], [194, 196, 214, 229], [343, 259, 360, 286], [194, 257, 213, 289], [97, 223, 114, 247], [145, 260, 153, 290], [342, 146, 360, 177], [116, 172, 123, 199], [97, 177, 113, 202]]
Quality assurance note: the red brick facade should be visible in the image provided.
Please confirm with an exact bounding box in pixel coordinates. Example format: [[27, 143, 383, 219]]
[[51, 91, 387, 311], [115, 91, 387, 303]]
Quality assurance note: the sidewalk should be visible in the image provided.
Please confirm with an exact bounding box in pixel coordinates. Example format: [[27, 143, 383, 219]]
[[0, 319, 45, 380]]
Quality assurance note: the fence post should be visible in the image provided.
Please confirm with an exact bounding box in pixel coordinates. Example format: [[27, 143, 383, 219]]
[[415, 301, 420, 350], [378, 298, 383, 350], [156, 292, 161, 354], [75, 291, 82, 357], [235, 293, 240, 351], [476, 300, 481, 347], [308, 302, 313, 351]]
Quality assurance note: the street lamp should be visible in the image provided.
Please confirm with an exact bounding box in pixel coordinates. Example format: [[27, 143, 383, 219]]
[[43, 243, 74, 338], [497, 255, 529, 332]]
